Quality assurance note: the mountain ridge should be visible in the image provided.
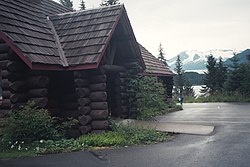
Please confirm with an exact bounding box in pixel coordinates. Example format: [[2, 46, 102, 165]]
[[168, 49, 249, 72]]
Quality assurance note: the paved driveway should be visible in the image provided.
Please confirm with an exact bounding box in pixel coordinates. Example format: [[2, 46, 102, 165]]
[[99, 103, 250, 167], [1, 103, 250, 167]]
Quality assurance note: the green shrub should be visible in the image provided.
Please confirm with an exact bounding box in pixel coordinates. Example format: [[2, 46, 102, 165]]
[[3, 102, 61, 144], [127, 76, 168, 119]]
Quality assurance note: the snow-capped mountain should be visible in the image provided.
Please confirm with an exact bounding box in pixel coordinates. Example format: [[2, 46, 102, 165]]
[[168, 49, 239, 72]]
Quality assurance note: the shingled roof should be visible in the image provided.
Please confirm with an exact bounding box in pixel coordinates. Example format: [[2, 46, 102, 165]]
[[0, 0, 71, 68], [0, 0, 142, 70], [139, 44, 174, 76]]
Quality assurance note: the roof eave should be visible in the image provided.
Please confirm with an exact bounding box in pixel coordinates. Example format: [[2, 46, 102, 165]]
[[0, 31, 32, 69], [32, 63, 98, 71]]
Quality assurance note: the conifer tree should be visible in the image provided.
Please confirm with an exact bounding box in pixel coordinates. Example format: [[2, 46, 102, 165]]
[[158, 43, 167, 66], [174, 55, 185, 96], [215, 57, 227, 92], [234, 54, 250, 95], [101, 0, 120, 6], [224, 55, 240, 92], [202, 55, 217, 94], [80, 0, 86, 10], [60, 0, 73, 8], [237, 63, 250, 95]]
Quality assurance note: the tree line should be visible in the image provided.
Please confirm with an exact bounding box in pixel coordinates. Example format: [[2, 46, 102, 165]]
[[202, 54, 250, 96]]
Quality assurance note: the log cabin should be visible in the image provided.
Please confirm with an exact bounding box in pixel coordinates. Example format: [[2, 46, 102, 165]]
[[0, 0, 173, 136]]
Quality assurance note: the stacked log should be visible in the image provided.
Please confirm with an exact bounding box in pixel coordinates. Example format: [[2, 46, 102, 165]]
[[114, 72, 129, 118], [73, 71, 91, 135], [24, 74, 49, 108], [0, 42, 30, 134], [89, 72, 109, 133], [0, 42, 11, 116]]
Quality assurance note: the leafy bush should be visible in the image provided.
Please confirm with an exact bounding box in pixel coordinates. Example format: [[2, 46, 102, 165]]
[[127, 76, 168, 118], [3, 102, 61, 144]]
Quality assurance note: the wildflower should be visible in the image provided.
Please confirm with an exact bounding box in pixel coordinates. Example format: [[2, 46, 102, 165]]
[[40, 140, 44, 143], [10, 145, 14, 149], [21, 141, 24, 144]]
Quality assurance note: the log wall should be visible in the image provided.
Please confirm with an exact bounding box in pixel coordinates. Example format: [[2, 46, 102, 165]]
[[89, 70, 109, 134], [74, 71, 91, 136], [0, 41, 133, 136], [0, 41, 10, 135], [0, 41, 51, 135]]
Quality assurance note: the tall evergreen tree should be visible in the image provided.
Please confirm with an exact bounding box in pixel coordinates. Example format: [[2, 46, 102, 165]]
[[224, 56, 240, 92], [222, 53, 250, 96], [174, 55, 185, 96], [80, 0, 86, 10], [215, 57, 227, 92], [101, 0, 120, 6], [60, 0, 73, 8], [158, 43, 167, 66], [202, 55, 217, 94], [237, 63, 250, 95]]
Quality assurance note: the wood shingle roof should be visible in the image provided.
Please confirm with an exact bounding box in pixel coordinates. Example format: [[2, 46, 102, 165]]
[[139, 44, 174, 76], [0, 1, 141, 70], [0, 0, 71, 68]]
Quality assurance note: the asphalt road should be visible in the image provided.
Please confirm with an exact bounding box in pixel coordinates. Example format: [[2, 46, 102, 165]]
[[1, 103, 250, 167]]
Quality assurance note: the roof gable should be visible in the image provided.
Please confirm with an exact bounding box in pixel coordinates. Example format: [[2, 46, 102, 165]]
[[49, 5, 124, 69]]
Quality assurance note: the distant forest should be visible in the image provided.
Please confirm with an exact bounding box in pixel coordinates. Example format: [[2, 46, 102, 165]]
[[183, 72, 205, 85]]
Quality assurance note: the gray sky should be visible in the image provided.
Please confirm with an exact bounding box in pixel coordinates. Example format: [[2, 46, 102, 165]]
[[54, 0, 250, 58]]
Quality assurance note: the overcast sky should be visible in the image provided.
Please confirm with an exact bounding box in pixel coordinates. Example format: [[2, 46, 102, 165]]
[[54, 0, 250, 58]]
